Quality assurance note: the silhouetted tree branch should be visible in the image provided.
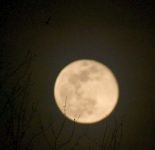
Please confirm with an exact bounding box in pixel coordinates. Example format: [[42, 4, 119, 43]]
[[0, 47, 124, 150], [85, 119, 123, 150], [0, 49, 39, 150]]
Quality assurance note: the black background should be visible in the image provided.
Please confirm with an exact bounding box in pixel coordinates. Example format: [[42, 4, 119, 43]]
[[0, 0, 155, 149]]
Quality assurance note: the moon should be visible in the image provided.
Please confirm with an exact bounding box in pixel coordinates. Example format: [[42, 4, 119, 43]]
[[54, 59, 119, 124]]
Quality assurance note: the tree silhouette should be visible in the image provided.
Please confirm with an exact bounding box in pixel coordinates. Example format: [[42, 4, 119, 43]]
[[0, 49, 39, 150], [85, 119, 123, 150], [0, 48, 123, 150]]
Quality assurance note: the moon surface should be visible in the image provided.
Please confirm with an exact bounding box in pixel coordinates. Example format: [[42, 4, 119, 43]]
[[54, 59, 119, 124]]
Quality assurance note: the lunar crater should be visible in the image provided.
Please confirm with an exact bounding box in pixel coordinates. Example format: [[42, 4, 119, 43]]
[[69, 97, 96, 118]]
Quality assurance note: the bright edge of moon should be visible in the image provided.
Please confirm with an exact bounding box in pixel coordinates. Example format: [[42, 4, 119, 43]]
[[54, 59, 119, 124]]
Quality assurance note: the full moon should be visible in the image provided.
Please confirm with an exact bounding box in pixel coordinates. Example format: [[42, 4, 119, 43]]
[[54, 59, 119, 124]]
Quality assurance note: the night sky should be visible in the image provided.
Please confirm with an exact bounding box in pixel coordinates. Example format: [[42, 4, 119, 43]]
[[0, 0, 155, 150]]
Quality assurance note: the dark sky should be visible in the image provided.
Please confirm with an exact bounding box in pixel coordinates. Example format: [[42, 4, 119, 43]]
[[1, 0, 155, 150]]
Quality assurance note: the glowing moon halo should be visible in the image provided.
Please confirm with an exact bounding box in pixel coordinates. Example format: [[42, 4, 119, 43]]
[[54, 59, 119, 124]]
